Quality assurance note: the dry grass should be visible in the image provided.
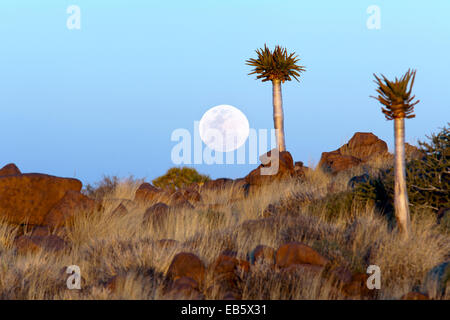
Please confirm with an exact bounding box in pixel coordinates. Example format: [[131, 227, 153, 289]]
[[0, 166, 448, 300]]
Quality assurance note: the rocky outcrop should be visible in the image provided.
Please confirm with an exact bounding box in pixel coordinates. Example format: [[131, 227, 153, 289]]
[[245, 149, 295, 187], [43, 190, 100, 228], [0, 163, 21, 177], [0, 173, 82, 225], [134, 183, 162, 203], [319, 132, 389, 174]]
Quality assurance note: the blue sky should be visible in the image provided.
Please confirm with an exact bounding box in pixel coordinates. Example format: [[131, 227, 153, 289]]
[[0, 1, 449, 184]]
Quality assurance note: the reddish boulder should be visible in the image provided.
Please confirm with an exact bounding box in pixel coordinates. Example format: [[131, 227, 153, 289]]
[[245, 149, 295, 186], [164, 276, 204, 300], [167, 190, 194, 208], [342, 272, 375, 298], [339, 132, 388, 162], [134, 183, 162, 203], [0, 163, 21, 177], [43, 190, 99, 228], [143, 202, 170, 226], [181, 188, 202, 204], [0, 174, 82, 225], [275, 242, 329, 269], [319, 132, 389, 174], [319, 151, 362, 174], [167, 252, 206, 286]]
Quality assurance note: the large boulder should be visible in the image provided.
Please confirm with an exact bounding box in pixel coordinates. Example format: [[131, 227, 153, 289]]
[[0, 174, 82, 225], [319, 132, 389, 174], [245, 149, 295, 187], [319, 151, 362, 174], [163, 276, 205, 300], [342, 272, 375, 298], [275, 242, 329, 269], [134, 183, 162, 203], [143, 202, 170, 226], [0, 163, 21, 177], [43, 190, 100, 228], [167, 252, 206, 286], [339, 132, 388, 162]]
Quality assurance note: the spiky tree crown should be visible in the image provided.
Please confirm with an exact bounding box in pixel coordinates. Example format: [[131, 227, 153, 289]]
[[246, 44, 305, 83], [372, 69, 420, 120]]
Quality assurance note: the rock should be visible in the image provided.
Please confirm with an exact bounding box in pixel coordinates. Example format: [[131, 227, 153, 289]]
[[207, 253, 248, 300], [293, 161, 308, 179], [326, 265, 353, 285], [181, 188, 202, 204], [43, 190, 99, 228], [319, 151, 362, 174], [164, 276, 205, 300], [342, 272, 374, 298], [0, 163, 21, 177], [348, 173, 370, 189], [201, 178, 234, 191], [0, 174, 82, 225], [134, 183, 162, 203], [167, 252, 206, 286], [111, 203, 128, 216], [245, 149, 295, 187], [319, 132, 389, 174], [250, 245, 275, 266], [400, 292, 430, 300], [275, 242, 329, 269], [211, 253, 249, 282], [339, 132, 388, 162], [14, 234, 66, 253], [222, 291, 242, 300], [143, 202, 170, 226]]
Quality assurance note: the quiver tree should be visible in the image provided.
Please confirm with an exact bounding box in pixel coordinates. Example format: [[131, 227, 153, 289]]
[[372, 69, 420, 237], [246, 45, 306, 152]]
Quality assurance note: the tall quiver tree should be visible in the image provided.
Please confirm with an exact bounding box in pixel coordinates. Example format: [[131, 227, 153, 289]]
[[246, 45, 305, 152], [372, 69, 420, 238]]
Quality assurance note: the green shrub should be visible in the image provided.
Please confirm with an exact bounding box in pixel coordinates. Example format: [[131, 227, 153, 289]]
[[354, 124, 449, 214], [152, 167, 210, 190]]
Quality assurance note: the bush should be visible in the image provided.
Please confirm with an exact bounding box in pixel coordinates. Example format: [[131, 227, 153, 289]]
[[152, 167, 210, 191], [83, 175, 142, 200]]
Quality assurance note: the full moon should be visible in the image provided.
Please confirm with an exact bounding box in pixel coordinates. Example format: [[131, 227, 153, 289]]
[[199, 105, 250, 153]]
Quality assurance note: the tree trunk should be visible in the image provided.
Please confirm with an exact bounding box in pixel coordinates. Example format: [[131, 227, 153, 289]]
[[272, 79, 286, 152], [394, 117, 411, 237]]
